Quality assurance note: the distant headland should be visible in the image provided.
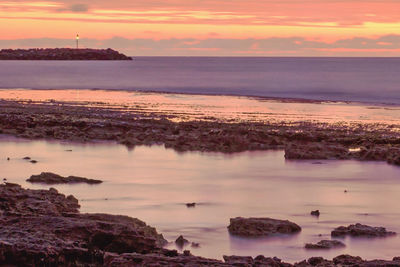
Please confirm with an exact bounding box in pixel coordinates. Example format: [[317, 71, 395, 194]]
[[0, 48, 132, 60]]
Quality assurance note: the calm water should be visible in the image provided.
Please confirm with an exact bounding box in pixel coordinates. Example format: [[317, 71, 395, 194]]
[[1, 57, 400, 105], [2, 136, 400, 262]]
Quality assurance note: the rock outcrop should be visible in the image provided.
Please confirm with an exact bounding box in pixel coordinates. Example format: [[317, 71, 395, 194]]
[[0, 183, 165, 266], [27, 172, 103, 184], [305, 240, 346, 249], [227, 217, 301, 237], [0, 48, 132, 60], [331, 223, 396, 237]]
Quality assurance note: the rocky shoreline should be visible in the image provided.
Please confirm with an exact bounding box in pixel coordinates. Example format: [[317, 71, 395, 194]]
[[0, 99, 399, 167], [0, 48, 132, 60], [1, 182, 399, 266]]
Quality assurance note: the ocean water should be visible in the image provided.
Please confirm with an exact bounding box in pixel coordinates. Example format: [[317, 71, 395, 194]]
[[2, 136, 400, 262], [1, 57, 400, 105]]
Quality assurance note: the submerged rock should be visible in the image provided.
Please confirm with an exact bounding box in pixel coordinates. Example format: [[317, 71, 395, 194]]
[[305, 240, 346, 249], [331, 223, 396, 238], [27, 172, 103, 184], [227, 217, 301, 237]]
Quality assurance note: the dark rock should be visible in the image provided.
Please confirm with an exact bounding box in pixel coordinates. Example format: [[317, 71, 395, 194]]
[[191, 242, 200, 248], [0, 183, 166, 266], [223, 255, 254, 265], [0, 48, 132, 60], [228, 217, 301, 237], [186, 202, 196, 208], [30, 160, 37, 164], [310, 210, 320, 217], [331, 223, 396, 238], [332, 254, 363, 265], [305, 240, 345, 249], [27, 172, 103, 184], [23, 156, 31, 160], [175, 235, 189, 247], [6, 157, 9, 160], [183, 250, 191, 256]]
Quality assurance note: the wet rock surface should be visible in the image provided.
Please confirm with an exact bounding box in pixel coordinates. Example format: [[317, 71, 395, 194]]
[[27, 172, 103, 184], [0, 48, 132, 60], [0, 183, 165, 266], [331, 223, 396, 238], [0, 99, 399, 167], [227, 217, 301, 237], [305, 240, 346, 249]]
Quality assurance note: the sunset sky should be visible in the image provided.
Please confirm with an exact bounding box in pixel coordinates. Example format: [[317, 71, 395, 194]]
[[1, 0, 400, 56]]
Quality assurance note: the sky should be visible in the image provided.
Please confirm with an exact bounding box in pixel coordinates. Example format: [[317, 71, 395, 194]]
[[1, 0, 400, 56]]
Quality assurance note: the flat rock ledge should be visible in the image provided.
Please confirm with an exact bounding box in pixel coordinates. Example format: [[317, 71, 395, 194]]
[[305, 240, 346, 249], [228, 217, 301, 237], [331, 223, 396, 238], [27, 172, 103, 184]]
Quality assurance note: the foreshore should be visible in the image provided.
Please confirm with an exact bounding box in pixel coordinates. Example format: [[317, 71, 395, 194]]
[[0, 90, 399, 166], [1, 182, 400, 266], [1, 90, 400, 265]]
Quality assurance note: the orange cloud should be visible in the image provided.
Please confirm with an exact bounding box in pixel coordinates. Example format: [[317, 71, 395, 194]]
[[1, 0, 400, 55]]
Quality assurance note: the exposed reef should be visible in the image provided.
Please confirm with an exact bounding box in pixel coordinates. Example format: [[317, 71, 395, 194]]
[[227, 217, 301, 237], [27, 172, 103, 184], [0, 99, 399, 167], [331, 223, 396, 238], [0, 48, 132, 60]]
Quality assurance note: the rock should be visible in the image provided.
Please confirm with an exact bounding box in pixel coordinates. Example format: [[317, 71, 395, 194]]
[[310, 210, 320, 217], [0, 183, 166, 266], [183, 250, 191, 256], [30, 160, 38, 164], [186, 202, 196, 208], [23, 157, 31, 160], [331, 223, 396, 238], [191, 242, 200, 248], [305, 240, 346, 249], [6, 157, 9, 160], [175, 235, 189, 247], [223, 255, 254, 265], [27, 172, 103, 184], [227, 217, 301, 237], [285, 143, 349, 160]]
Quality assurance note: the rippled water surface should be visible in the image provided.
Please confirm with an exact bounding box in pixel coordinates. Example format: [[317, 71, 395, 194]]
[[2, 136, 400, 262], [1, 57, 400, 104]]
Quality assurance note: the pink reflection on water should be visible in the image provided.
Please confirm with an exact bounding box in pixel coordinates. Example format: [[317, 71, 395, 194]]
[[0, 89, 400, 125], [1, 136, 400, 262]]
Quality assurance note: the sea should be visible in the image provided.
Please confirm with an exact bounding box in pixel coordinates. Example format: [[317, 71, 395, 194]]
[[1, 57, 400, 105]]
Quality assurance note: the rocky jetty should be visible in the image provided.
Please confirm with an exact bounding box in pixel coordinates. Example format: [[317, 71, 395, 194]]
[[331, 223, 396, 237], [0, 48, 132, 60], [227, 217, 301, 237], [27, 172, 103, 184], [0, 100, 399, 167], [305, 240, 346, 249]]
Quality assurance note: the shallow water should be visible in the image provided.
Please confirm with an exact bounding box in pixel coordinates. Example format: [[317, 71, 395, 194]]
[[2, 136, 400, 262], [1, 57, 400, 105], [1, 89, 400, 124]]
